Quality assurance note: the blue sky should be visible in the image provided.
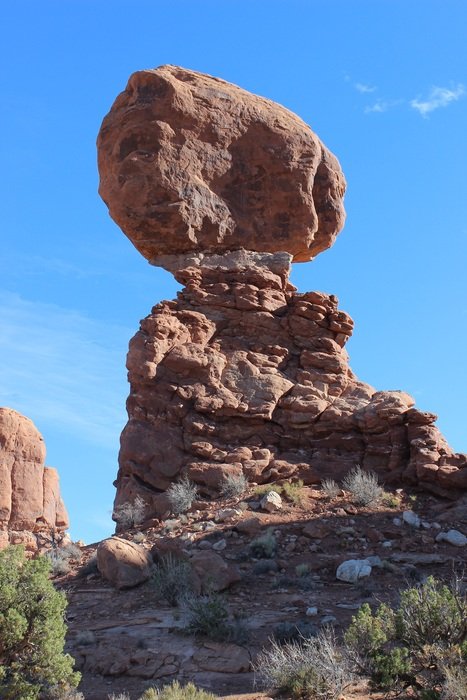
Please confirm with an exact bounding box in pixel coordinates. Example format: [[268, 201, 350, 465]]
[[1, 1, 466, 543]]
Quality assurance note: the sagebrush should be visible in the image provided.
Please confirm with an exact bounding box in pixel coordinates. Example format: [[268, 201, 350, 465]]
[[342, 465, 382, 506], [152, 553, 194, 606], [255, 626, 353, 699], [112, 496, 147, 528], [167, 477, 198, 515]]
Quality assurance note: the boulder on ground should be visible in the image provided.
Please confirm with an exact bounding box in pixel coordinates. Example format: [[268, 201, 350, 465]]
[[97, 537, 152, 589]]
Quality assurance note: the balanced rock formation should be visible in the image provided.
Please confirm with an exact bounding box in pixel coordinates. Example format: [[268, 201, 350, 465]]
[[98, 65, 345, 263], [0, 407, 69, 551], [97, 66, 466, 519]]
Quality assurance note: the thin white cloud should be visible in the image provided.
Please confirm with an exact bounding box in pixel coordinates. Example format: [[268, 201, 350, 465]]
[[355, 82, 377, 94], [410, 84, 465, 117], [0, 292, 130, 449], [364, 100, 389, 114]]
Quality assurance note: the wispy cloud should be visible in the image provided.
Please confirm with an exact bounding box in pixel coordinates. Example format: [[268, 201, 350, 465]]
[[364, 100, 390, 114], [410, 84, 465, 117], [364, 99, 403, 114], [0, 292, 131, 449], [355, 82, 377, 94]]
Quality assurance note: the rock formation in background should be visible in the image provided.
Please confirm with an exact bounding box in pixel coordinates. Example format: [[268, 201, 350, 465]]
[[97, 66, 467, 518], [0, 407, 69, 551]]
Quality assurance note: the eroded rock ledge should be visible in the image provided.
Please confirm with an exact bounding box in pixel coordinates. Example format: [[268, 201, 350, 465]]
[[114, 250, 466, 516]]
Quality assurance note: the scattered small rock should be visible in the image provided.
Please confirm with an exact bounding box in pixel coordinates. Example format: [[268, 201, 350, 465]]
[[403, 511, 421, 528], [336, 559, 372, 583], [260, 491, 283, 512], [435, 529, 467, 547]]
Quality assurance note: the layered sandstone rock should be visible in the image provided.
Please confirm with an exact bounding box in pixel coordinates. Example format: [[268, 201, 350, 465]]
[[98, 65, 345, 263], [113, 251, 466, 516], [97, 66, 466, 519], [0, 407, 69, 551]]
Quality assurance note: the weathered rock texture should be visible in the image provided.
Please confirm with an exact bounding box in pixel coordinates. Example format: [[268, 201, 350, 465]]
[[98, 65, 346, 263], [0, 407, 69, 551], [97, 66, 466, 518], [113, 250, 466, 516]]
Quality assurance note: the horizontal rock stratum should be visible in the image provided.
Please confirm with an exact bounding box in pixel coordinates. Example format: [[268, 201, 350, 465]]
[[98, 65, 346, 263], [97, 66, 466, 521], [114, 250, 466, 517], [0, 407, 69, 551]]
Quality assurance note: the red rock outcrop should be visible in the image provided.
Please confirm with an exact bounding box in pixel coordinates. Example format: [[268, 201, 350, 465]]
[[0, 407, 69, 551], [97, 67, 466, 519], [113, 250, 466, 516], [98, 65, 346, 263]]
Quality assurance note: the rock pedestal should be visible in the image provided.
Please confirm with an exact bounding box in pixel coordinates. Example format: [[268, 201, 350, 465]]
[[0, 407, 69, 551], [113, 250, 466, 516]]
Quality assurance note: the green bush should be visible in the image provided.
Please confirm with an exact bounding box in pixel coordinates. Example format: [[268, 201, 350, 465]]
[[344, 576, 467, 696], [0, 546, 80, 700], [282, 479, 305, 506]]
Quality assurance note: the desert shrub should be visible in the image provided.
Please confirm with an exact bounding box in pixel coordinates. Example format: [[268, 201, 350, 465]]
[[342, 465, 382, 506], [183, 594, 231, 641], [167, 477, 198, 515], [133, 531, 146, 543], [0, 546, 80, 700], [60, 543, 82, 560], [255, 626, 353, 699], [45, 543, 82, 576], [112, 496, 146, 528], [183, 594, 247, 643], [396, 576, 467, 649], [295, 563, 310, 577], [282, 479, 305, 506], [344, 576, 467, 695], [273, 620, 318, 644], [254, 483, 282, 497], [442, 664, 467, 699], [250, 529, 277, 558], [320, 478, 340, 499], [45, 549, 72, 576], [76, 553, 98, 578], [252, 560, 278, 575], [139, 681, 217, 700], [381, 491, 401, 508], [152, 553, 194, 606], [220, 472, 248, 499]]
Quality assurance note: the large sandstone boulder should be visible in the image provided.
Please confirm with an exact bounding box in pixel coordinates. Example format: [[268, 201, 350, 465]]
[[97, 537, 152, 589], [0, 408, 69, 551], [97, 67, 466, 518], [98, 65, 346, 263]]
